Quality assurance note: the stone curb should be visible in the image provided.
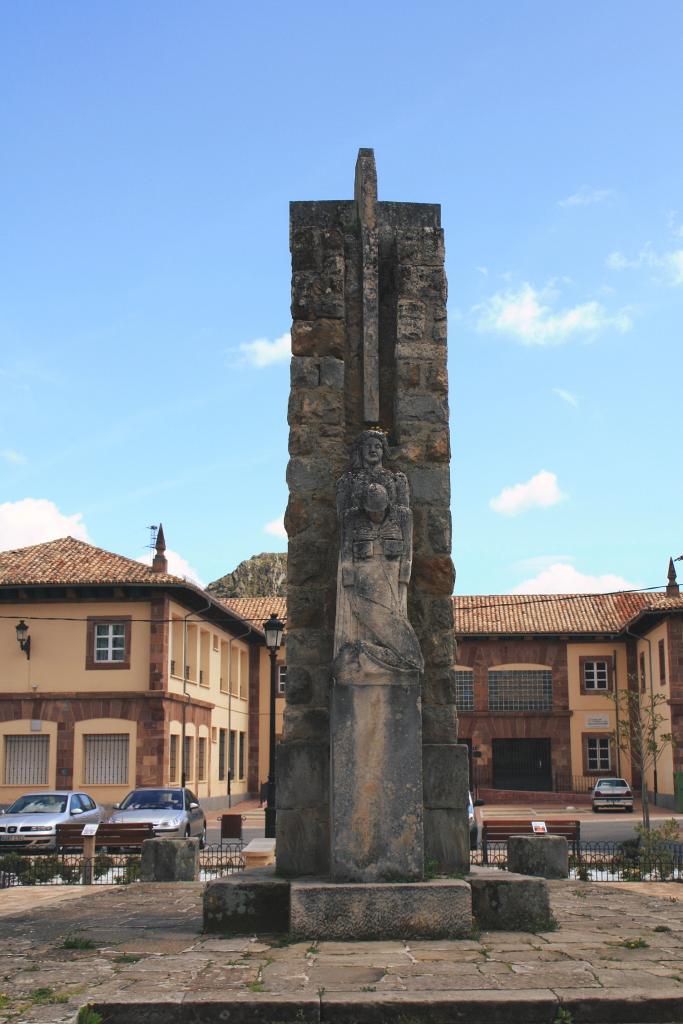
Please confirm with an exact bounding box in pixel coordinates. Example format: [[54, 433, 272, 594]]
[[84, 989, 683, 1024]]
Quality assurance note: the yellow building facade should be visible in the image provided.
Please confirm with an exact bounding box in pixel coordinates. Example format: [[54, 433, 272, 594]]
[[0, 534, 285, 809]]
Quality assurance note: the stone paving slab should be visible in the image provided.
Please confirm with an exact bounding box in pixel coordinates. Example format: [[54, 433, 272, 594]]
[[2, 880, 683, 1021]]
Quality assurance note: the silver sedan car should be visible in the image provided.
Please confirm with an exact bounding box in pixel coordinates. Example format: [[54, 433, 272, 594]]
[[0, 791, 103, 851], [109, 787, 207, 847]]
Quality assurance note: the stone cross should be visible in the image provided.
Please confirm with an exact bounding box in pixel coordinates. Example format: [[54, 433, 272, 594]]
[[354, 149, 379, 425]]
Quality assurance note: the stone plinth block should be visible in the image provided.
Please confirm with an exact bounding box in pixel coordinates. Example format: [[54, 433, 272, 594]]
[[423, 808, 469, 876], [423, 743, 469, 809], [331, 675, 423, 882], [468, 869, 553, 932], [276, 807, 330, 877], [139, 838, 198, 882], [277, 741, 329, 808], [290, 879, 472, 940], [203, 868, 290, 934], [508, 835, 569, 880]]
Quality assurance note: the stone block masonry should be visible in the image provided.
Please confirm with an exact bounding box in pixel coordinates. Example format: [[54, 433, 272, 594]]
[[279, 150, 462, 877]]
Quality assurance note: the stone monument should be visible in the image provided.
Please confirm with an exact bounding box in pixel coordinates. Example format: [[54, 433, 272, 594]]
[[203, 152, 554, 940], [278, 149, 469, 881]]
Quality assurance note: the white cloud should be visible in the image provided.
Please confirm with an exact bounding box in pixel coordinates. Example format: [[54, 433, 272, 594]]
[[475, 282, 632, 345], [1, 449, 27, 465], [475, 266, 489, 276], [137, 549, 205, 587], [239, 332, 291, 367], [514, 554, 574, 574], [558, 186, 614, 208], [607, 244, 683, 286], [490, 470, 566, 516], [0, 498, 90, 551], [552, 387, 579, 407], [511, 562, 639, 595], [264, 516, 287, 539]]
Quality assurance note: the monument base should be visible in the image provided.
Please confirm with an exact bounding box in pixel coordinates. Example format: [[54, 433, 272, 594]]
[[290, 878, 471, 940], [203, 871, 553, 939]]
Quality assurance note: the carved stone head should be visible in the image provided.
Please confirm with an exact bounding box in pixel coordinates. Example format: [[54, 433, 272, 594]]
[[350, 430, 390, 471]]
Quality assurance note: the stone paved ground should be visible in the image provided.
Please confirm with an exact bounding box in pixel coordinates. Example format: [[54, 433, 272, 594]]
[[2, 880, 683, 1022]]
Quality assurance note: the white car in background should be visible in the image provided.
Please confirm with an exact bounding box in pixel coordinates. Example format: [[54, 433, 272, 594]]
[[591, 777, 634, 812]]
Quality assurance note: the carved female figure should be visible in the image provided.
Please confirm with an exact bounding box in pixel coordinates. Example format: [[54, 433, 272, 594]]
[[334, 431, 423, 679]]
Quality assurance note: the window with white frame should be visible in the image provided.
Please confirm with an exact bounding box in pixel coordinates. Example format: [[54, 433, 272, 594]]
[[5, 735, 49, 786], [94, 623, 126, 662], [278, 665, 287, 695], [586, 736, 611, 773], [582, 659, 610, 691], [84, 734, 129, 785]]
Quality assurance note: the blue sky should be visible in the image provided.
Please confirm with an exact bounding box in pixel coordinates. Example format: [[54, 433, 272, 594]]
[[1, 1, 682, 595]]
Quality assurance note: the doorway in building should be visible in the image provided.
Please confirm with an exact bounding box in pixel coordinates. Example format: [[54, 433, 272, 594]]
[[492, 738, 552, 791]]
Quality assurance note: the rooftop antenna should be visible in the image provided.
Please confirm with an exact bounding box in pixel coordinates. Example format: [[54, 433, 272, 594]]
[[148, 525, 158, 554]]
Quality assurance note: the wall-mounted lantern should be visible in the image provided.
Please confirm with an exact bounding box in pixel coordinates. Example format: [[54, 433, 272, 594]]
[[16, 620, 31, 660]]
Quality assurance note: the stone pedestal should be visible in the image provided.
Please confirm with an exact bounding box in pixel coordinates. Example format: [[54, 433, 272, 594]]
[[331, 672, 423, 882], [203, 868, 290, 934], [290, 879, 472, 940], [468, 869, 553, 932], [139, 838, 198, 882], [507, 835, 569, 879]]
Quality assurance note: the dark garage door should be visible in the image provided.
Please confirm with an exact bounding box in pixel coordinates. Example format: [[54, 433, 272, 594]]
[[492, 738, 552, 792]]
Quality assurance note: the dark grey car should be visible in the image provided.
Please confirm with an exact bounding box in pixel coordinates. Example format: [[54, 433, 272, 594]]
[[109, 787, 207, 847], [0, 791, 103, 851]]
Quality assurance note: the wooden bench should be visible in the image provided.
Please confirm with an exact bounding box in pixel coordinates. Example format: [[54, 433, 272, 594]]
[[56, 822, 154, 851], [481, 818, 581, 863]]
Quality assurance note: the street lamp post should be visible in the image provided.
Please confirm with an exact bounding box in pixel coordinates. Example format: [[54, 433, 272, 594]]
[[263, 612, 285, 840]]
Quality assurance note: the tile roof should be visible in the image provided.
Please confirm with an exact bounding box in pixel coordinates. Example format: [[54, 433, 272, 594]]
[[8, 538, 677, 640], [223, 592, 683, 637], [218, 596, 287, 630], [0, 536, 186, 587], [453, 591, 683, 635]]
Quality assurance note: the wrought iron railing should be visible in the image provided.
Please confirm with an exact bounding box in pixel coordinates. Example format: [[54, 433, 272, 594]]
[[0, 841, 245, 887], [470, 840, 683, 882], [473, 767, 600, 794]]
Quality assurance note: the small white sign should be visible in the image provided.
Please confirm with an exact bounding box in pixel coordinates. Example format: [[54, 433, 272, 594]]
[[81, 824, 99, 836], [586, 713, 610, 729], [531, 821, 548, 834]]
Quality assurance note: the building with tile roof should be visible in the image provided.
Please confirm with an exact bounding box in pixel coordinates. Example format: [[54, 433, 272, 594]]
[[0, 533, 283, 809], [3, 533, 682, 812], [453, 565, 683, 808]]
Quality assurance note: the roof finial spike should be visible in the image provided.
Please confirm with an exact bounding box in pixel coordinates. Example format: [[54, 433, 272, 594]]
[[666, 556, 679, 597], [152, 522, 168, 574]]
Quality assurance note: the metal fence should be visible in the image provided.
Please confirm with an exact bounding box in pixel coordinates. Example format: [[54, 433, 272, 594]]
[[471, 840, 683, 882], [0, 841, 245, 887], [475, 767, 598, 794]]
